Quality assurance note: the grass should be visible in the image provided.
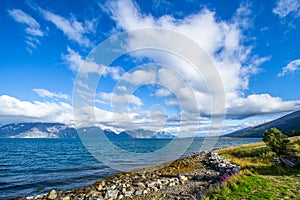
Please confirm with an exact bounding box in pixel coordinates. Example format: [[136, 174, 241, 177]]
[[205, 136, 300, 200], [205, 171, 300, 200]]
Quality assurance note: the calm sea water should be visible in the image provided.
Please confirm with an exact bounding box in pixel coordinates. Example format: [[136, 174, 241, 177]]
[[0, 137, 261, 199]]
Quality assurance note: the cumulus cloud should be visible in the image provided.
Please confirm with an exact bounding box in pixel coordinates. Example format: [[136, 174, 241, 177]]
[[227, 94, 300, 118], [0, 95, 74, 125], [278, 58, 300, 76], [0, 95, 126, 130], [2, 92, 298, 137], [61, 0, 300, 136], [33, 88, 69, 100], [8, 9, 44, 51], [40, 8, 95, 47], [0, 94, 120, 128], [104, 0, 298, 120], [5, 1, 299, 137]]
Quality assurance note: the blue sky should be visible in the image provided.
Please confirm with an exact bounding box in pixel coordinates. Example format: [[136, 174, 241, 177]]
[[1, 0, 300, 136]]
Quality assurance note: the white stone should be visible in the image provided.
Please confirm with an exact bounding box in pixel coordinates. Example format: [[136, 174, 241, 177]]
[[47, 189, 57, 200], [105, 189, 119, 199], [123, 190, 133, 197], [135, 190, 143, 196]]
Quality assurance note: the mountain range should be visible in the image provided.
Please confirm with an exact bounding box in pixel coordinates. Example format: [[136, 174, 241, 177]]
[[0, 123, 78, 138], [77, 127, 175, 139], [119, 129, 175, 139], [225, 110, 300, 137], [0, 123, 175, 139], [1, 110, 299, 139]]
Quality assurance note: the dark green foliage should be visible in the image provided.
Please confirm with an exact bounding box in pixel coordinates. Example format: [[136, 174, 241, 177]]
[[263, 128, 290, 156]]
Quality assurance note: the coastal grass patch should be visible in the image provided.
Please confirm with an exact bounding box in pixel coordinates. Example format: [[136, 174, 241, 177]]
[[205, 171, 300, 200], [206, 137, 300, 199], [218, 142, 275, 171], [218, 138, 300, 175]]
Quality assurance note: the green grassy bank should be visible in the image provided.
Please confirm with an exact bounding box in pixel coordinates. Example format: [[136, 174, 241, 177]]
[[205, 136, 300, 200]]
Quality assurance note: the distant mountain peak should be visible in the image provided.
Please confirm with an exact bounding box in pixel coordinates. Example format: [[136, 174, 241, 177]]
[[120, 129, 175, 139]]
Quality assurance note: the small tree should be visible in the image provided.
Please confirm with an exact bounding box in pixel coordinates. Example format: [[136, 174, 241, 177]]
[[263, 128, 290, 156]]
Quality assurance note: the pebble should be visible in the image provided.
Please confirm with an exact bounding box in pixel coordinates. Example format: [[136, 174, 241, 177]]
[[110, 185, 116, 190], [123, 190, 133, 197], [179, 175, 188, 182], [47, 189, 57, 200], [87, 190, 100, 197], [134, 189, 143, 196], [105, 189, 119, 199], [133, 182, 145, 188], [97, 181, 105, 191]]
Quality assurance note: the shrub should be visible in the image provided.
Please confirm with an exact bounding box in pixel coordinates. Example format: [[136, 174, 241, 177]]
[[263, 128, 290, 157]]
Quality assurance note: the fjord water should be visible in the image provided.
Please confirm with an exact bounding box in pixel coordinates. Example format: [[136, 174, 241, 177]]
[[0, 137, 261, 199]]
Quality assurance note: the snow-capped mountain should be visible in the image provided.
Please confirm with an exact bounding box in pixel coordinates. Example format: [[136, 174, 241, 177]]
[[119, 129, 175, 139], [0, 123, 176, 139], [0, 123, 78, 138]]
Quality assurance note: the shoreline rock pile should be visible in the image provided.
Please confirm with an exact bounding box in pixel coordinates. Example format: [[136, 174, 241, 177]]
[[20, 150, 241, 200], [206, 151, 241, 177], [200, 150, 241, 195]]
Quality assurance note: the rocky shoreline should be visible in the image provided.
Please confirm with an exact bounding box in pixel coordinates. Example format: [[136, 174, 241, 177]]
[[17, 150, 241, 200]]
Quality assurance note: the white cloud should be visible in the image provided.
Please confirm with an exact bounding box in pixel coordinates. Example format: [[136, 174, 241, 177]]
[[25, 27, 43, 37], [99, 92, 143, 107], [273, 0, 300, 18], [0, 95, 74, 125], [63, 47, 84, 71], [106, 0, 249, 93], [227, 94, 300, 118], [33, 88, 69, 100], [105, 66, 125, 80], [40, 8, 95, 47], [8, 9, 43, 50], [122, 69, 156, 84], [104, 0, 299, 122], [154, 88, 172, 97], [0, 95, 121, 129], [5, 1, 299, 137], [117, 85, 127, 91], [278, 58, 300, 76], [63, 47, 124, 78], [156, 67, 200, 113], [2, 92, 298, 137], [8, 9, 40, 29]]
